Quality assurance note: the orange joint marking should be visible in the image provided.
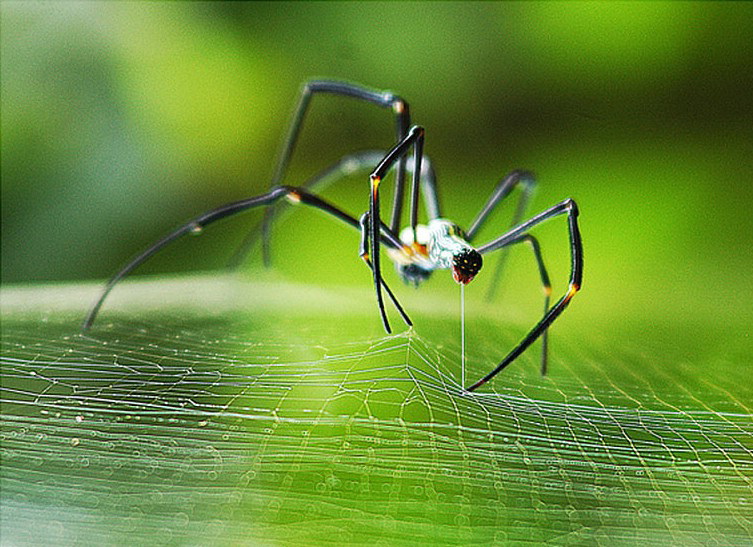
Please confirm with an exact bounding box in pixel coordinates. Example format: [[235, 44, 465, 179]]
[[564, 283, 579, 301], [393, 100, 405, 114], [371, 176, 381, 199], [285, 190, 302, 204], [544, 285, 553, 297]]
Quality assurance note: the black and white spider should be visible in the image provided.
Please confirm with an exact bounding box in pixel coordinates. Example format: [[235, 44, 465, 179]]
[[83, 80, 583, 392]]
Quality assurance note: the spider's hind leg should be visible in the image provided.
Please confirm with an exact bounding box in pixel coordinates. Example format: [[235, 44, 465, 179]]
[[230, 80, 413, 269], [227, 151, 387, 269], [490, 233, 552, 375], [467, 198, 582, 391]]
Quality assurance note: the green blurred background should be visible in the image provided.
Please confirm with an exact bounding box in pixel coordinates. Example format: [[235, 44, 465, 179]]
[[2, 4, 753, 543], [2, 1, 753, 333]]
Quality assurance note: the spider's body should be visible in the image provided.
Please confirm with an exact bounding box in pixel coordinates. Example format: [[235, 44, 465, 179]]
[[390, 220, 482, 287], [83, 80, 583, 392]]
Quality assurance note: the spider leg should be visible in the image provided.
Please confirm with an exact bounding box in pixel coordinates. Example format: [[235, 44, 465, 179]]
[[465, 170, 537, 300], [231, 80, 412, 267], [82, 186, 405, 331], [272, 81, 412, 222], [486, 234, 552, 375], [232, 146, 438, 268], [229, 148, 442, 271], [466, 198, 582, 392], [228, 150, 386, 269], [268, 190, 411, 329], [368, 125, 425, 333], [407, 126, 425, 240], [358, 213, 413, 333], [417, 153, 442, 220]]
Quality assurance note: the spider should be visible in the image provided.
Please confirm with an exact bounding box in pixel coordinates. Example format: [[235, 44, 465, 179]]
[[82, 80, 583, 392]]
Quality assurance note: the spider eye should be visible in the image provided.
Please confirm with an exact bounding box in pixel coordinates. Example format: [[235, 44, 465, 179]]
[[452, 249, 482, 284]]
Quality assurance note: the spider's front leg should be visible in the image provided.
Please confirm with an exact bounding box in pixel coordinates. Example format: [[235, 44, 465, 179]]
[[366, 125, 425, 333], [467, 198, 583, 392], [357, 212, 412, 333], [234, 148, 443, 273], [82, 185, 411, 332]]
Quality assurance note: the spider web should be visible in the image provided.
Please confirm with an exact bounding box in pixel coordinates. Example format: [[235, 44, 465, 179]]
[[1, 276, 751, 545]]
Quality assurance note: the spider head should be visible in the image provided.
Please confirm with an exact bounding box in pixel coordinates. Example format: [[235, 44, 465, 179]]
[[451, 248, 483, 285]]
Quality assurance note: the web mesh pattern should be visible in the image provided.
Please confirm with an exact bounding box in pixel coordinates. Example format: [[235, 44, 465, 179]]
[[1, 280, 752, 544]]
